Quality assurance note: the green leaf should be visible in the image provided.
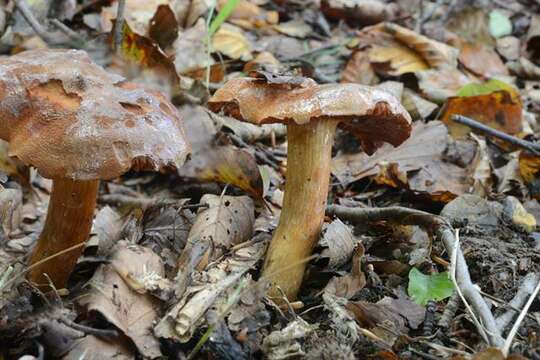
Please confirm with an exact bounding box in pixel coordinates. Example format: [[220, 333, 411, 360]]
[[208, 0, 241, 37], [456, 79, 516, 97], [489, 11, 512, 39], [408, 268, 454, 306]]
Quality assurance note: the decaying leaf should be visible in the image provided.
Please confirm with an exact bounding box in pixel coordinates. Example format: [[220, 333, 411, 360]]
[[156, 239, 266, 342], [115, 21, 180, 91], [320, 219, 358, 269], [263, 318, 317, 360], [354, 22, 458, 77], [172, 18, 212, 75], [79, 242, 165, 358], [91, 206, 123, 256], [62, 335, 134, 360], [416, 68, 472, 103], [180, 106, 264, 197], [176, 194, 254, 296], [148, 4, 179, 49], [0, 186, 22, 237], [332, 121, 470, 201], [401, 88, 438, 120], [439, 91, 522, 139], [324, 243, 366, 299], [341, 50, 379, 85], [212, 23, 253, 60], [101, 0, 168, 34], [519, 151, 540, 199], [458, 42, 509, 77]]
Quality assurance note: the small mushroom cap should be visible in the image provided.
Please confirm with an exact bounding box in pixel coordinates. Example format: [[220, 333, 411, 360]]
[[208, 77, 412, 152], [0, 49, 190, 180]]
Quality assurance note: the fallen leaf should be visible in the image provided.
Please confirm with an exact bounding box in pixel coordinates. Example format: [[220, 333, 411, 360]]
[[115, 21, 180, 90], [79, 242, 164, 358], [320, 219, 358, 269], [341, 50, 379, 85], [263, 318, 317, 359], [439, 91, 522, 139], [401, 88, 438, 120], [62, 335, 134, 360], [324, 243, 366, 299], [148, 4, 179, 49], [212, 23, 253, 60], [496, 36, 521, 61], [176, 194, 254, 295], [489, 11, 512, 39], [446, 7, 494, 46], [416, 68, 472, 103], [172, 18, 213, 75], [332, 121, 470, 201], [273, 19, 312, 38], [519, 151, 540, 199], [459, 42, 509, 78]]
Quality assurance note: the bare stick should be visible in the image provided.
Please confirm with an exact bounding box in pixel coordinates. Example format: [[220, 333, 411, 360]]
[[13, 0, 55, 43], [496, 272, 539, 332], [502, 279, 540, 356], [50, 19, 84, 43], [113, 0, 126, 52], [326, 205, 504, 346], [451, 115, 540, 155]]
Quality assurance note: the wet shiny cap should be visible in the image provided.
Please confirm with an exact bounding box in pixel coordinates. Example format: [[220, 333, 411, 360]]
[[208, 77, 412, 153], [0, 49, 190, 180]]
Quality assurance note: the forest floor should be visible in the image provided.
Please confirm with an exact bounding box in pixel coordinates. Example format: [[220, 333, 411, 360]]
[[1, 0, 540, 359]]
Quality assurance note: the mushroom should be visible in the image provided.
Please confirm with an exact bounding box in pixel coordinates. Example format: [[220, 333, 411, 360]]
[[208, 76, 411, 300], [0, 49, 190, 288]]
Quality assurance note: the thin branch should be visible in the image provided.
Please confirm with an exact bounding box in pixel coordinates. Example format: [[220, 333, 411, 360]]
[[13, 0, 55, 43], [451, 115, 540, 155], [496, 272, 539, 332], [502, 279, 540, 356], [49, 19, 84, 44], [326, 205, 504, 346]]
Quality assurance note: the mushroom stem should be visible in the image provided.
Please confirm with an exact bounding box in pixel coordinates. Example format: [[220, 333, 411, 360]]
[[28, 178, 99, 288], [262, 119, 338, 300]]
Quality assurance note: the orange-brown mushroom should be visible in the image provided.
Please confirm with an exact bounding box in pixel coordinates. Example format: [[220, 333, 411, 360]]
[[208, 76, 411, 300], [0, 49, 190, 288]]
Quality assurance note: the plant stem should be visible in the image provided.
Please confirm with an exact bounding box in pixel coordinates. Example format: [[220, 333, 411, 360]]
[[28, 178, 99, 288], [262, 119, 338, 300]]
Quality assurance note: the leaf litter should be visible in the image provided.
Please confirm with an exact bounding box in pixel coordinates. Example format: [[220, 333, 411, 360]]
[[2, 0, 540, 359]]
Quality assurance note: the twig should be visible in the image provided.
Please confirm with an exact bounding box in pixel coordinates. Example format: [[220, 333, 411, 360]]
[[49, 19, 84, 44], [449, 230, 489, 343], [451, 115, 540, 155], [502, 279, 540, 356], [13, 0, 55, 43], [58, 317, 119, 338], [113, 0, 126, 52], [326, 205, 504, 346], [496, 273, 539, 332]]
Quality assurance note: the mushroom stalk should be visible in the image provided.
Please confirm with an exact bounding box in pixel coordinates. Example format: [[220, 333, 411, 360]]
[[28, 178, 99, 288], [262, 119, 338, 300]]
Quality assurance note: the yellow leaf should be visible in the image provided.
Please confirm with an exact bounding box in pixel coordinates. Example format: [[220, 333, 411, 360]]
[[212, 23, 252, 60]]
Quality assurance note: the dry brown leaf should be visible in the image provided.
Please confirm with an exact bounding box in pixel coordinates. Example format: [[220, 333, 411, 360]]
[[332, 121, 470, 201], [320, 219, 358, 269], [459, 42, 509, 78], [79, 242, 164, 358], [416, 68, 472, 103], [0, 186, 22, 237], [341, 50, 379, 85], [148, 4, 179, 49], [439, 91, 522, 139], [180, 106, 264, 197], [446, 7, 494, 47], [91, 206, 123, 255], [62, 335, 134, 360], [324, 244, 366, 299], [273, 19, 312, 38], [212, 23, 253, 60], [176, 194, 255, 294], [173, 18, 212, 74]]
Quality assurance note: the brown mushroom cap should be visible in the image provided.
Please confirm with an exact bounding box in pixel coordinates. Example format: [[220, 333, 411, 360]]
[[0, 49, 190, 180], [208, 77, 412, 151]]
